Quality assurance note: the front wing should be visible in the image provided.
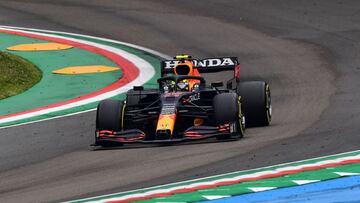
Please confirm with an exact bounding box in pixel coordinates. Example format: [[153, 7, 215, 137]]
[[94, 125, 231, 146]]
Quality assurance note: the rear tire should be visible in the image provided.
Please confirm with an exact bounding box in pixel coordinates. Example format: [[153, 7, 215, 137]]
[[237, 81, 271, 127], [213, 93, 245, 140]]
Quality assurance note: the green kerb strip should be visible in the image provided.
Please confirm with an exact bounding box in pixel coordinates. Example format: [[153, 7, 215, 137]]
[[12, 28, 161, 89], [137, 164, 360, 203], [0, 29, 161, 127], [68, 151, 360, 203]]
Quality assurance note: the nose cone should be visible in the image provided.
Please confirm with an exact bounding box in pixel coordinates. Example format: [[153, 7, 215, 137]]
[[156, 114, 177, 138]]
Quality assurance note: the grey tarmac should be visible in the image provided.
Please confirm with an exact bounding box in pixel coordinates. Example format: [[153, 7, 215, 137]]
[[0, 0, 359, 202]]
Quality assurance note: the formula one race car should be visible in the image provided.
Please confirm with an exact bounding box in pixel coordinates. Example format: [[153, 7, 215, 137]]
[[94, 55, 271, 147]]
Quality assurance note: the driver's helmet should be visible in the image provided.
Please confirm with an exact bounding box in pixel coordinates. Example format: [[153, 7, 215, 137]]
[[177, 79, 189, 91], [174, 61, 194, 76]]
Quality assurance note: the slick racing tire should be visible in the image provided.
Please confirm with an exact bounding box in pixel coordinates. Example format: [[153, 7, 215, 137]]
[[213, 93, 245, 140], [96, 99, 125, 131], [236, 81, 271, 127]]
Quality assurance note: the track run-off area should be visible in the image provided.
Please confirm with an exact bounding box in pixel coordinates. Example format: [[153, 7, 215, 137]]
[[69, 150, 360, 202], [0, 26, 163, 127], [0, 1, 359, 202]]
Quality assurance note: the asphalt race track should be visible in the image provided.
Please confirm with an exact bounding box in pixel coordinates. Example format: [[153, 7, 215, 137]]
[[0, 0, 359, 202]]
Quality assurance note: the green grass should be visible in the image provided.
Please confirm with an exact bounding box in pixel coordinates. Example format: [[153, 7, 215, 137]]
[[0, 51, 42, 99]]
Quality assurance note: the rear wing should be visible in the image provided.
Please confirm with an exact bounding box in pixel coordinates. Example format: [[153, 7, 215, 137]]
[[161, 57, 240, 81]]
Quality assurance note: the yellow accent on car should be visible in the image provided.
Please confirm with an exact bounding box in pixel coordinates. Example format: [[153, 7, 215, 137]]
[[156, 114, 176, 135], [52, 65, 120, 75], [7, 43, 73, 51], [175, 54, 192, 60], [121, 103, 126, 131]]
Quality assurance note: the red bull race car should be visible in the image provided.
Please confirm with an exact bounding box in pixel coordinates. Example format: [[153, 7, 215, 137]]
[[94, 55, 271, 147]]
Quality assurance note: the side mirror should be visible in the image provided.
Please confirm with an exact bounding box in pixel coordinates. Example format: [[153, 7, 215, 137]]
[[211, 81, 223, 88], [133, 86, 144, 91]]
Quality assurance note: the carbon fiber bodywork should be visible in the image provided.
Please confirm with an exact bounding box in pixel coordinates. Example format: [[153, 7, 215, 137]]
[[95, 75, 240, 146]]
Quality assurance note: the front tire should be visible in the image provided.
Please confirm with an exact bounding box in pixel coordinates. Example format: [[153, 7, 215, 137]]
[[213, 93, 245, 140], [95, 99, 125, 147], [96, 99, 125, 132], [237, 81, 271, 127]]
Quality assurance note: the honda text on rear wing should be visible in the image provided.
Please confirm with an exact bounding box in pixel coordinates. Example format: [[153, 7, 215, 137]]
[[160, 56, 241, 82]]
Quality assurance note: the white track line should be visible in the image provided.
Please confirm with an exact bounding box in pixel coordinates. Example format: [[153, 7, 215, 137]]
[[0, 108, 96, 130]]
